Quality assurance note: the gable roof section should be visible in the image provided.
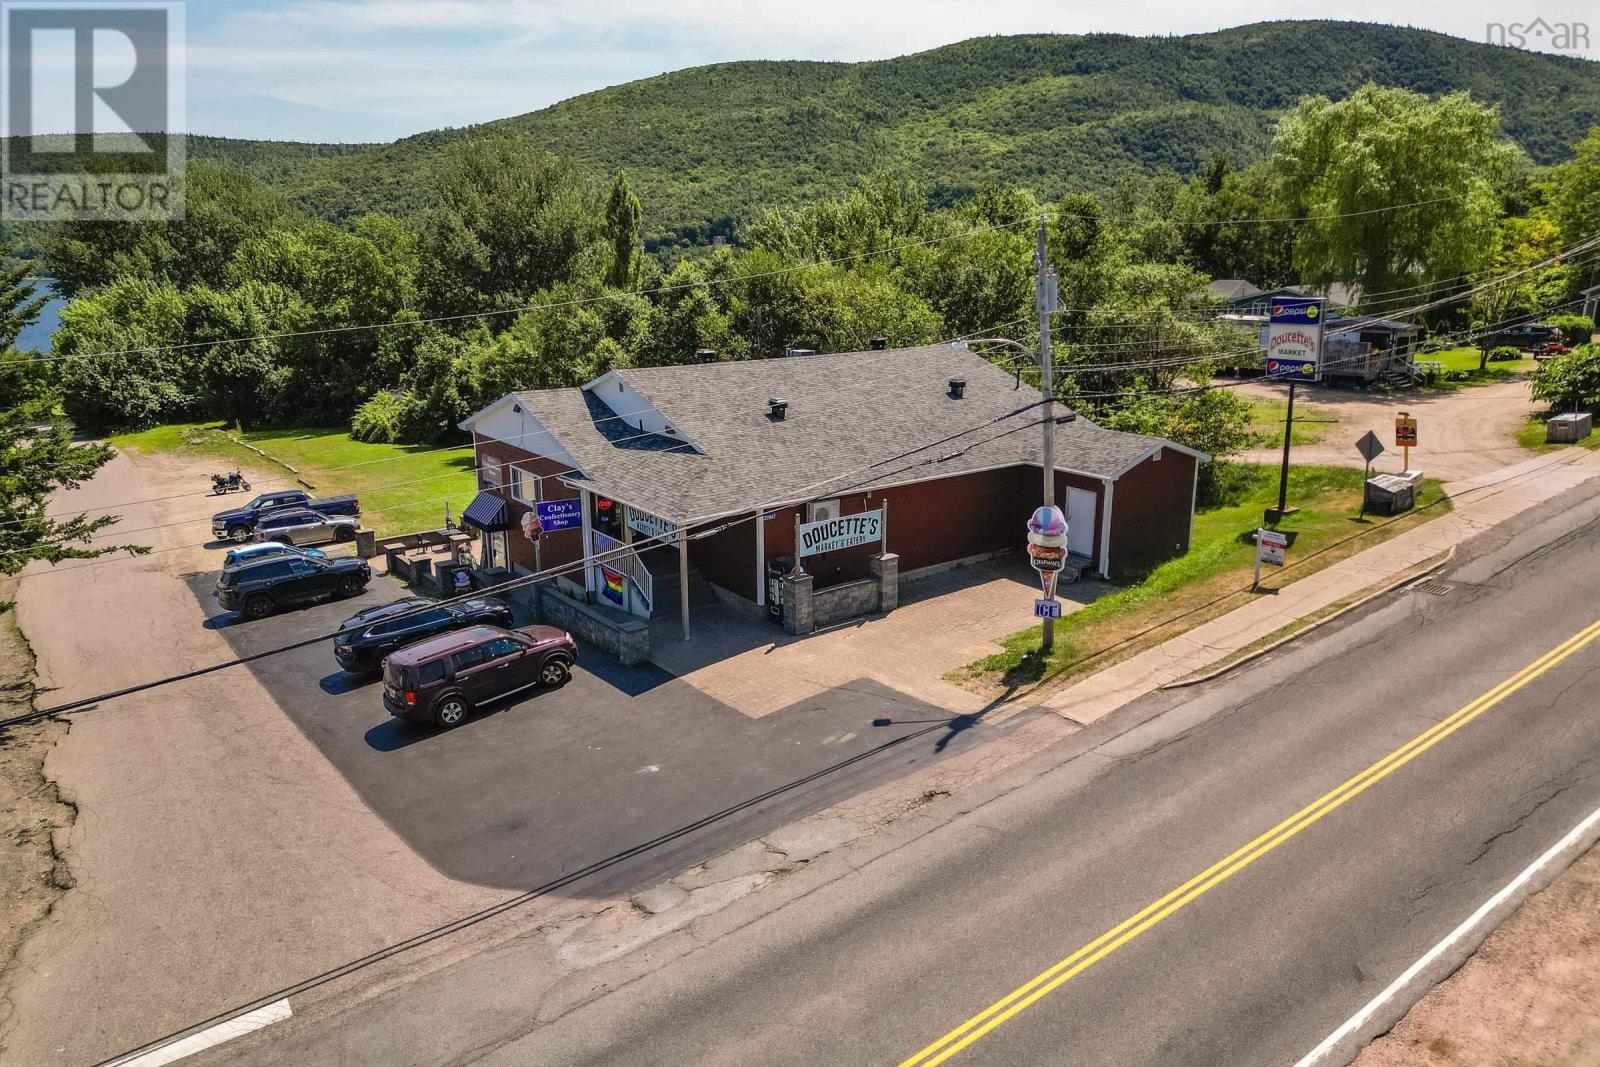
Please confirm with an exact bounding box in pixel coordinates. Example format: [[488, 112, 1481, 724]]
[[483, 345, 1200, 524]]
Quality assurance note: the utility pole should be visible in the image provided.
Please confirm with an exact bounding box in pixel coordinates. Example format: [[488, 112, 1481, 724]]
[[1036, 218, 1059, 654]]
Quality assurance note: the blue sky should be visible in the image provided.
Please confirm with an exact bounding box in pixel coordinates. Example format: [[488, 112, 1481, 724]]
[[182, 0, 1600, 143]]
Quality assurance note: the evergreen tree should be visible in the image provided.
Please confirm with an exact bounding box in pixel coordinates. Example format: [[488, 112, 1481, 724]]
[[0, 395, 142, 599], [604, 171, 644, 290]]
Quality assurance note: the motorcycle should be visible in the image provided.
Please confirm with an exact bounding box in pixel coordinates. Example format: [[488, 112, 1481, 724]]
[[210, 470, 251, 495]]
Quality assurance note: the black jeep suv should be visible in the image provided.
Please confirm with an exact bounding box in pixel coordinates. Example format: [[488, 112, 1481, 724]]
[[333, 595, 513, 675], [215, 554, 371, 619]]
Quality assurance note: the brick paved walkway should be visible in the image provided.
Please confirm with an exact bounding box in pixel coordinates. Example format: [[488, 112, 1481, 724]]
[[647, 558, 1111, 718]]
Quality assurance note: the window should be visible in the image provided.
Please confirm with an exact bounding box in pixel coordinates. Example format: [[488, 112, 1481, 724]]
[[482, 637, 523, 660], [511, 465, 540, 505], [260, 561, 294, 580], [403, 608, 452, 631], [481, 457, 502, 488], [288, 559, 319, 576], [451, 645, 492, 672], [416, 661, 447, 685]]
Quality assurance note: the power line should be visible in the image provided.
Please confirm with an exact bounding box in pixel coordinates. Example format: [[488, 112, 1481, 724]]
[[84, 377, 1588, 1067], [3, 394, 1054, 727], [0, 219, 1036, 369]]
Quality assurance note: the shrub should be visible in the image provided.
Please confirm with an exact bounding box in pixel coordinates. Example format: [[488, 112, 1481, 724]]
[[350, 390, 411, 443], [1531, 344, 1600, 412], [1548, 314, 1596, 345], [1488, 345, 1522, 362]]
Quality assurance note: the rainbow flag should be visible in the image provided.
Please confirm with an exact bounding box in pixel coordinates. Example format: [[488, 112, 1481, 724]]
[[601, 567, 626, 606]]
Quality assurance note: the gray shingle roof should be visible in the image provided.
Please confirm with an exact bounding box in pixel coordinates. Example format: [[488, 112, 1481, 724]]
[[505, 345, 1186, 524]]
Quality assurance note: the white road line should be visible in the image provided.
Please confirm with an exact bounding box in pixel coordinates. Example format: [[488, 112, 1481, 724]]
[[102, 999, 292, 1067], [1293, 800, 1600, 1067]]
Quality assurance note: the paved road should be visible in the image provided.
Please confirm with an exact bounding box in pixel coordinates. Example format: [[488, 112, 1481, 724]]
[[201, 469, 1600, 1065], [193, 574, 1032, 895]]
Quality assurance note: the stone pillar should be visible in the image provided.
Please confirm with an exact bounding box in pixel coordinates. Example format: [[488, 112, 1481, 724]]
[[782, 572, 815, 635], [355, 528, 378, 559], [871, 553, 899, 613]]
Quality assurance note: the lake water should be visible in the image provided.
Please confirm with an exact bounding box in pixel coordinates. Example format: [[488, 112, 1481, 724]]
[[16, 277, 65, 352]]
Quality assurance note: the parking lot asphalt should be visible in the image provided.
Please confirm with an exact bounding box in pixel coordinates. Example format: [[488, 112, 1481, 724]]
[[188, 573, 1032, 895]]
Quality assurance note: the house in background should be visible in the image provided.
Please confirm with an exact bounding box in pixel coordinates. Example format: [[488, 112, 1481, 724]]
[[1203, 279, 1360, 316], [457, 344, 1207, 638]]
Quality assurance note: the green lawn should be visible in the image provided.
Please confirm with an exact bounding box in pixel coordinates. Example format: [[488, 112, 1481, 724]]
[[1513, 411, 1600, 454], [951, 463, 1450, 694], [1246, 397, 1339, 448], [111, 423, 478, 538], [1422, 346, 1539, 388]]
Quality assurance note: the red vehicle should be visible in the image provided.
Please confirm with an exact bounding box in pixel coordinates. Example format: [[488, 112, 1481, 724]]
[[1540, 341, 1572, 357], [382, 624, 576, 728]]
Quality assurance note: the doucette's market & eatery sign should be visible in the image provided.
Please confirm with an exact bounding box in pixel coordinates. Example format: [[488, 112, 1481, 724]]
[[798, 510, 884, 558]]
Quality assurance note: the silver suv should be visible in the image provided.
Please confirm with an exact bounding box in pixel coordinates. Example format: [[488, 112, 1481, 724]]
[[253, 507, 358, 547]]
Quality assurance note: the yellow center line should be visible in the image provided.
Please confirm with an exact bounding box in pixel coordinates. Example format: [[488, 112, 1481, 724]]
[[899, 616, 1600, 1067]]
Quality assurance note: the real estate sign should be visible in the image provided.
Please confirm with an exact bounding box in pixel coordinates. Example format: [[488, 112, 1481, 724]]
[[1265, 297, 1325, 383], [797, 509, 883, 558]]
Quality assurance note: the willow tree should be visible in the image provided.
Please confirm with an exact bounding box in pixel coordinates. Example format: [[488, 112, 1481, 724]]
[[1273, 84, 1513, 301]]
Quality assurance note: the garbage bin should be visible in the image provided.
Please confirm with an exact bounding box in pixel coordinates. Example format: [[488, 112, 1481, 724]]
[[1547, 412, 1593, 443], [767, 555, 794, 621], [1364, 473, 1415, 515]]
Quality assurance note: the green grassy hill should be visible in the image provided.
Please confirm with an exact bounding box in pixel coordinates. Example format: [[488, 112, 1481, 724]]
[[187, 21, 1600, 246]]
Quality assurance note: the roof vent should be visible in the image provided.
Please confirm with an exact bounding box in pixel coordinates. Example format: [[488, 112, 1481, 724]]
[[695, 347, 718, 363], [768, 397, 789, 421], [869, 337, 888, 350], [948, 377, 967, 400], [785, 347, 816, 358]]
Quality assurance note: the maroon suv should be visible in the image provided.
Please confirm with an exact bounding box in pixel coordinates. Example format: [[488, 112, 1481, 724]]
[[383, 624, 577, 728]]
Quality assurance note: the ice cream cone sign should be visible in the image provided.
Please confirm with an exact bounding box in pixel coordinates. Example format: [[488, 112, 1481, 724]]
[[1026, 505, 1068, 573], [520, 511, 542, 542]]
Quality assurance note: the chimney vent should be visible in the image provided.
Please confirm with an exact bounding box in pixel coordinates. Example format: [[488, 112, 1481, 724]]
[[694, 347, 717, 363], [948, 377, 967, 400], [869, 337, 888, 350], [768, 397, 789, 421]]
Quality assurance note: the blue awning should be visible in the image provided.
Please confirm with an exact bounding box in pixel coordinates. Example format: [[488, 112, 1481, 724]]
[[462, 491, 514, 532]]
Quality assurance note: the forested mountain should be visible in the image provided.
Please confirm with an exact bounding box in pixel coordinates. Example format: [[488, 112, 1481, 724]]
[[186, 22, 1600, 248]]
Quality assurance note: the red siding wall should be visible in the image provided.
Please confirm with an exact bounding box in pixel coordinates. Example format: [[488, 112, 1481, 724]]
[[474, 426, 1196, 599], [1106, 448, 1197, 578], [471, 433, 583, 575]]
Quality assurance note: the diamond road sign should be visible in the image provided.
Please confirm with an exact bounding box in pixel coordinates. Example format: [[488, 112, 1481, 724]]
[[1355, 431, 1385, 463]]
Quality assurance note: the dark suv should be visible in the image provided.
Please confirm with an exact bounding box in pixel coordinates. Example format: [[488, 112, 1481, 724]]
[[383, 624, 577, 728], [333, 595, 513, 675], [215, 553, 371, 619]]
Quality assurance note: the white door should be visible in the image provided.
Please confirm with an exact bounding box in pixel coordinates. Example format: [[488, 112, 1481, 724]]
[[1066, 488, 1096, 559]]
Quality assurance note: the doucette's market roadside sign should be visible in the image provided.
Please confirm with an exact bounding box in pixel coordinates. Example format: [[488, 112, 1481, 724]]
[[798, 510, 884, 557]]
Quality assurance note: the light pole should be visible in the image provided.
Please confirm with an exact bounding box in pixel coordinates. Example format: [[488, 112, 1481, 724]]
[[1034, 220, 1058, 652], [965, 217, 1062, 653]]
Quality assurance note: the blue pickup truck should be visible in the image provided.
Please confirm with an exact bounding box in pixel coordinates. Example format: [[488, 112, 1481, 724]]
[[212, 489, 360, 542]]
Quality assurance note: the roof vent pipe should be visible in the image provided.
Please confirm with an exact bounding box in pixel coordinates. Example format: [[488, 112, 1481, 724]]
[[768, 397, 788, 421], [948, 377, 967, 400], [869, 337, 888, 350]]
